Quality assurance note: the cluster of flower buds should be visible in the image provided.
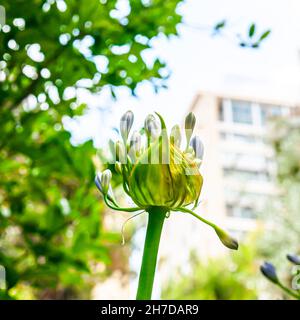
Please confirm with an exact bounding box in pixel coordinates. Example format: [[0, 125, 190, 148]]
[[95, 110, 238, 250], [260, 253, 300, 299]]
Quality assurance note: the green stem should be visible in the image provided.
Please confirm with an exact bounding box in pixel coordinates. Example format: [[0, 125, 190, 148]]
[[136, 207, 167, 300], [277, 282, 300, 300], [104, 195, 141, 212]]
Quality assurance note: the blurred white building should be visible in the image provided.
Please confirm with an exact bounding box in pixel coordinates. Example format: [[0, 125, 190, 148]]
[[191, 91, 296, 232]]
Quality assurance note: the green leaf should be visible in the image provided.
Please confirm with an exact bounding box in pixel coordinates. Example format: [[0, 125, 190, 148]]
[[249, 23, 256, 37], [259, 30, 271, 42], [214, 20, 226, 31]]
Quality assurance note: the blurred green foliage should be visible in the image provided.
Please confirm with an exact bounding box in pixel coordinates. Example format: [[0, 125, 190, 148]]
[[256, 118, 300, 299], [259, 118, 300, 262], [212, 20, 271, 49], [162, 243, 259, 300], [0, 0, 183, 299]]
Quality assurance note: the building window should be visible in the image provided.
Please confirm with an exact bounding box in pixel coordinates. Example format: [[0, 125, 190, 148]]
[[226, 204, 257, 219], [218, 101, 225, 121], [222, 153, 268, 169], [233, 133, 256, 143], [219, 132, 258, 144], [260, 104, 282, 125], [231, 100, 253, 124], [223, 168, 270, 182], [224, 189, 270, 205]]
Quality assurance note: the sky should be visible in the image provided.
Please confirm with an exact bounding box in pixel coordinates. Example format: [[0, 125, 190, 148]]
[[64, 0, 300, 146]]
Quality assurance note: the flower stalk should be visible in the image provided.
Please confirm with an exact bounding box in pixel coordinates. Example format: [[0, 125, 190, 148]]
[[136, 207, 167, 300]]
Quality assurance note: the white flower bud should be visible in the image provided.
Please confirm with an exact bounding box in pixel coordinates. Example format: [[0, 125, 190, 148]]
[[144, 114, 160, 140], [170, 125, 181, 148], [116, 141, 126, 163], [190, 136, 204, 160], [115, 161, 122, 174], [95, 172, 103, 193], [185, 112, 196, 148], [101, 169, 112, 195], [120, 110, 134, 142], [130, 131, 142, 154]]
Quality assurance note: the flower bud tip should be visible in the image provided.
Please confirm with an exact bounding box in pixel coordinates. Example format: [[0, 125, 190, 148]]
[[95, 173, 103, 193], [101, 169, 112, 194], [144, 114, 160, 140], [116, 141, 126, 162], [185, 112, 196, 132], [286, 254, 300, 265], [214, 227, 239, 250], [185, 112, 196, 149], [120, 110, 134, 142], [115, 161, 122, 175], [260, 262, 278, 283], [130, 131, 142, 153], [170, 125, 182, 147], [190, 136, 204, 160]]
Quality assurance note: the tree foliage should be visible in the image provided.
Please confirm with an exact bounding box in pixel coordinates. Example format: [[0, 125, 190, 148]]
[[259, 118, 300, 262], [162, 244, 259, 300]]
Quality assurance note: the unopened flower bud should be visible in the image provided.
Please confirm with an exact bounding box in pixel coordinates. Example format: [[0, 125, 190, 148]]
[[101, 169, 112, 195], [144, 114, 160, 140], [190, 136, 204, 160], [115, 161, 122, 174], [260, 262, 278, 283], [214, 227, 238, 250], [120, 110, 134, 142], [116, 141, 126, 163], [287, 254, 300, 265], [130, 131, 142, 154], [108, 139, 116, 159], [185, 112, 196, 148], [95, 172, 103, 193], [170, 125, 181, 148]]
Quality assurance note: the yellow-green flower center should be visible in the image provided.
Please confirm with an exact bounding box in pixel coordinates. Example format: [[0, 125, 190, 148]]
[[128, 141, 203, 209]]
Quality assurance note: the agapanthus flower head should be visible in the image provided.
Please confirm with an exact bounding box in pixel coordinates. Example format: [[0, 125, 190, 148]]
[[108, 111, 202, 209], [95, 111, 238, 250]]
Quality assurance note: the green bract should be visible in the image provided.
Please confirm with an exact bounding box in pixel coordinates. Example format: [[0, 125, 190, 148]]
[[95, 111, 238, 251]]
